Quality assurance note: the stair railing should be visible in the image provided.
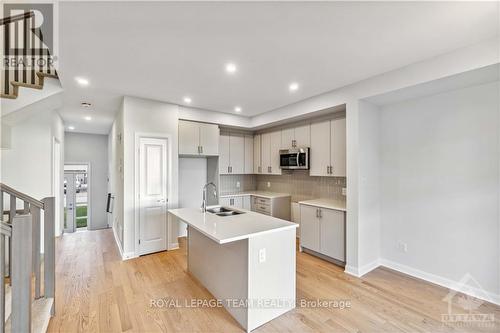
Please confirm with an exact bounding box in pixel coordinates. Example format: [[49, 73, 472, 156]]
[[1, 11, 57, 98], [0, 183, 55, 332]]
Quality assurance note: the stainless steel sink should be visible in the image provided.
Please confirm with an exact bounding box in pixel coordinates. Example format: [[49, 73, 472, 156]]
[[207, 206, 245, 217]]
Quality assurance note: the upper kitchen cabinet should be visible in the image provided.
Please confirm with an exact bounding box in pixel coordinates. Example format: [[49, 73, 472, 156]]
[[331, 118, 346, 177], [281, 124, 310, 148], [310, 118, 346, 177], [244, 135, 254, 174], [199, 122, 220, 156], [219, 132, 246, 174], [260, 130, 282, 175], [178, 120, 219, 156], [254, 134, 262, 174]]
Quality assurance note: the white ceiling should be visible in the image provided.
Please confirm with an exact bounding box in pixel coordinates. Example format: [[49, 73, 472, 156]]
[[57, 1, 498, 134]]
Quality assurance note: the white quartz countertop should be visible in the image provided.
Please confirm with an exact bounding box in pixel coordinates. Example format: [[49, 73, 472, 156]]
[[169, 207, 298, 244], [298, 198, 347, 212], [219, 191, 291, 199]]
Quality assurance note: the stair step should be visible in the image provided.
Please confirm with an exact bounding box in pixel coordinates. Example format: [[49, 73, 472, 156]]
[[5, 297, 53, 333]]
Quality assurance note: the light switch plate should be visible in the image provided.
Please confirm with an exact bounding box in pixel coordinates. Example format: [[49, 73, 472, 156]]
[[259, 248, 266, 263], [342, 187, 347, 196], [236, 181, 240, 188], [267, 182, 271, 188]]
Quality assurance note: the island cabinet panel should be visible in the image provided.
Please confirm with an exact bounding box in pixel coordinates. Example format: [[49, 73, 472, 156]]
[[299, 205, 320, 252], [247, 228, 296, 330], [179, 120, 219, 156], [187, 228, 249, 329], [253, 134, 262, 174], [185, 221, 296, 332]]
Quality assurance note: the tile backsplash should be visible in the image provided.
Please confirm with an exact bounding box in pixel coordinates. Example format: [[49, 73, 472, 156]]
[[219, 174, 256, 195], [220, 171, 346, 203]]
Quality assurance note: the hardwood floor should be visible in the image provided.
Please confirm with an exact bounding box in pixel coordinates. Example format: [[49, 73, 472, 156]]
[[48, 229, 499, 332]]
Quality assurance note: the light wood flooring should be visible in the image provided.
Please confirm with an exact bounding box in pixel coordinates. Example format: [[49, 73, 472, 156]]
[[47, 229, 499, 332]]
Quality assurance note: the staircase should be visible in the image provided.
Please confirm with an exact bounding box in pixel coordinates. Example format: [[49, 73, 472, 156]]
[[0, 183, 55, 333], [1, 11, 58, 100]]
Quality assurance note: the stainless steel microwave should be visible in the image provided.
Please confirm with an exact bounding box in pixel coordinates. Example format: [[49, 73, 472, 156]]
[[279, 148, 310, 170]]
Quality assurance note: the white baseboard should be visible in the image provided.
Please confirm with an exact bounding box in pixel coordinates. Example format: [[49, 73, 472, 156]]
[[344, 259, 380, 277], [112, 228, 137, 261], [168, 242, 179, 250], [379, 258, 500, 306]]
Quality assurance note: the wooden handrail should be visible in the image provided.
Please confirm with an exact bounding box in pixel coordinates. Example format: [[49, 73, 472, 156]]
[[0, 221, 11, 237], [0, 183, 44, 209], [0, 11, 34, 26]]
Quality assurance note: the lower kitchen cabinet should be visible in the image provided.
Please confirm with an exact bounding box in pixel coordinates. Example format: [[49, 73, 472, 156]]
[[220, 196, 243, 208], [319, 208, 345, 261], [300, 205, 320, 252], [299, 204, 345, 263]]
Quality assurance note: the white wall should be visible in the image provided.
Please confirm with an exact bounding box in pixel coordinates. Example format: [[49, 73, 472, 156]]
[[121, 96, 180, 256], [65, 132, 109, 230], [356, 100, 381, 274], [108, 106, 125, 250], [1, 108, 64, 236], [378, 81, 499, 298], [179, 157, 207, 237]]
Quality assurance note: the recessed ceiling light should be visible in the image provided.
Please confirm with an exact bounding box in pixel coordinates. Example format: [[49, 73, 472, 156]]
[[81, 102, 92, 108], [75, 77, 89, 86], [183, 97, 192, 104], [84, 116, 92, 121], [225, 63, 237, 74], [68, 126, 75, 130], [234, 106, 242, 113], [289, 82, 299, 92]]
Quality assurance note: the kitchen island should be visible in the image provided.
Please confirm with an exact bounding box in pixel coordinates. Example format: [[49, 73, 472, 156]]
[[168, 207, 298, 332]]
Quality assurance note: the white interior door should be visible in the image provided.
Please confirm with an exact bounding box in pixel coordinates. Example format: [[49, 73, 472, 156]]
[[139, 137, 168, 255]]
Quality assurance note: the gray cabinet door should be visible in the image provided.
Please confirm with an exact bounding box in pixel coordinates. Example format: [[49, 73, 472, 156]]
[[299, 205, 320, 252], [319, 208, 345, 261]]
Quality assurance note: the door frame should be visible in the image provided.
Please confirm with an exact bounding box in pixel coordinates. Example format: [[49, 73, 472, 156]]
[[64, 162, 92, 231], [52, 137, 62, 236], [134, 132, 172, 257]]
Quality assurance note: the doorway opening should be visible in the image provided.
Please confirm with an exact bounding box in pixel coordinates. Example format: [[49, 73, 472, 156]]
[[64, 164, 90, 232]]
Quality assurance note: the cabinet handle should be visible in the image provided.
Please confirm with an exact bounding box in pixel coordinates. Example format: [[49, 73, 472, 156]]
[[319, 209, 322, 218], [201, 146, 203, 154], [316, 208, 319, 218]]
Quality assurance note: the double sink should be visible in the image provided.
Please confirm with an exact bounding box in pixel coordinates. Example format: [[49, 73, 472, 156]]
[[207, 206, 245, 217]]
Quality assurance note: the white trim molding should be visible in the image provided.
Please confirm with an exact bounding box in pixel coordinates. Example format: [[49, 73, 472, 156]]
[[112, 227, 137, 261], [379, 259, 500, 306], [344, 259, 380, 277]]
